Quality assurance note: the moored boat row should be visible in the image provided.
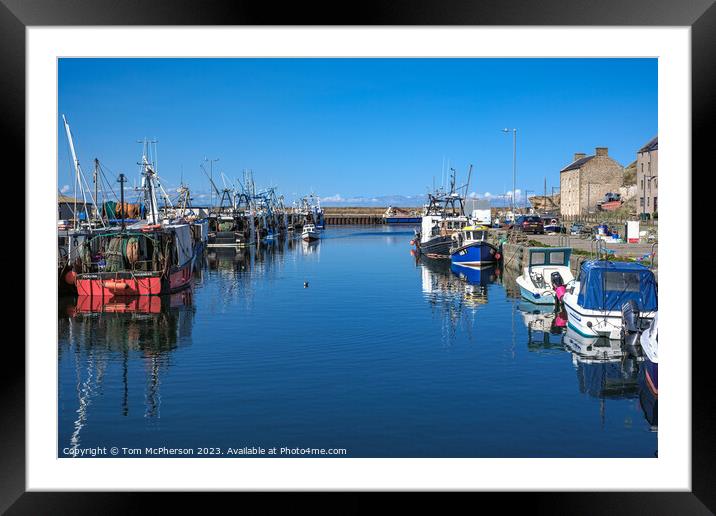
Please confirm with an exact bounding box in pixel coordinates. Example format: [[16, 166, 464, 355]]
[[58, 115, 324, 300]]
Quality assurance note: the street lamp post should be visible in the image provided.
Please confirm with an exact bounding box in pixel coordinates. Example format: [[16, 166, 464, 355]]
[[502, 128, 517, 218]]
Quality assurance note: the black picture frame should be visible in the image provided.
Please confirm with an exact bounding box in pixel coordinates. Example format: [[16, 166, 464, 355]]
[[4, 0, 709, 513]]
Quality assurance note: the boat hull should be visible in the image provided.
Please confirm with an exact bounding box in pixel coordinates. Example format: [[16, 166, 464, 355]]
[[450, 241, 498, 267], [640, 317, 658, 396], [562, 294, 654, 340], [75, 257, 195, 297], [516, 276, 556, 305], [644, 359, 658, 395], [385, 217, 421, 224], [417, 235, 452, 258]]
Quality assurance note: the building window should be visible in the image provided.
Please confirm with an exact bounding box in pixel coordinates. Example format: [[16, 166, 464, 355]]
[[654, 197, 658, 211], [640, 197, 645, 207], [641, 180, 644, 190]]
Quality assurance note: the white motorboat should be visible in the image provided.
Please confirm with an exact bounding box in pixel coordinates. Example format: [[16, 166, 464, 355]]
[[515, 247, 573, 305], [301, 224, 320, 242], [562, 260, 658, 340]]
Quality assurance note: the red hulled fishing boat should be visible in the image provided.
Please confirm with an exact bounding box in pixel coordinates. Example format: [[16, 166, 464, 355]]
[[73, 223, 196, 297], [71, 146, 197, 298]]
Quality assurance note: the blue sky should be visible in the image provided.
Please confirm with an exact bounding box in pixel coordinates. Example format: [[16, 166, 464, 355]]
[[58, 58, 657, 205]]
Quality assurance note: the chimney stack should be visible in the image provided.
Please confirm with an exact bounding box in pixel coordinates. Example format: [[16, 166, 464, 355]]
[[574, 152, 586, 162], [595, 147, 608, 157]]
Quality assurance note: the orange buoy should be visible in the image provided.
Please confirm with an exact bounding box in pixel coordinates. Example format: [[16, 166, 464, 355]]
[[103, 280, 131, 291], [64, 271, 76, 285]]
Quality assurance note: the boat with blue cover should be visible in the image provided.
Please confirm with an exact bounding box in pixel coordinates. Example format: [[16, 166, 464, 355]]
[[562, 260, 658, 340], [449, 225, 499, 267]]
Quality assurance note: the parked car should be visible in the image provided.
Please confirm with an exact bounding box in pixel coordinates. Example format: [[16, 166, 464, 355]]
[[569, 222, 584, 235], [512, 215, 544, 234]]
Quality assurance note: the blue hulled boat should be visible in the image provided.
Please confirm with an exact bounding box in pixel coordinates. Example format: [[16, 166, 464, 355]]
[[449, 225, 499, 267]]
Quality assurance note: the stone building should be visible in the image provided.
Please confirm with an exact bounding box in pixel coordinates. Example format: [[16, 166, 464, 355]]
[[636, 136, 658, 216], [559, 147, 624, 217]]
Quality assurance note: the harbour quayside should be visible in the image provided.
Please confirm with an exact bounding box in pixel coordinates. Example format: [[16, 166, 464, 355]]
[[413, 165, 472, 259]]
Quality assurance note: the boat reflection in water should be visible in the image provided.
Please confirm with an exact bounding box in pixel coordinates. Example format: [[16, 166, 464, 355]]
[[517, 301, 568, 352], [563, 327, 657, 433], [301, 238, 320, 256], [207, 247, 252, 273], [449, 263, 497, 304], [58, 291, 195, 455], [417, 257, 497, 344]]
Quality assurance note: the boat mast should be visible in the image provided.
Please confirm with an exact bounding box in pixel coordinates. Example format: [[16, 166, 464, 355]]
[[62, 115, 91, 229], [118, 173, 126, 230], [93, 158, 100, 225], [139, 139, 160, 225]]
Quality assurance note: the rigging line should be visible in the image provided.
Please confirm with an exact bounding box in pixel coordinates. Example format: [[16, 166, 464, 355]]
[[98, 170, 119, 204], [77, 163, 103, 227], [97, 162, 120, 199]]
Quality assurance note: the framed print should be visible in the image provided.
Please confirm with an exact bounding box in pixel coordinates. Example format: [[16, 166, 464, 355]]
[[4, 0, 712, 513]]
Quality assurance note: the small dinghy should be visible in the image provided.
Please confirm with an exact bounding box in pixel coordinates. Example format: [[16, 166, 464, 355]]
[[515, 247, 573, 305], [301, 224, 320, 242]]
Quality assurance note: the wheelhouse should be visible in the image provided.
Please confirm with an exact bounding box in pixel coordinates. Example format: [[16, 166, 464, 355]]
[[527, 247, 571, 269]]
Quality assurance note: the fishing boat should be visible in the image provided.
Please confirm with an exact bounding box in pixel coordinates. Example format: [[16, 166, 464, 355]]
[[414, 166, 472, 259], [207, 213, 253, 247], [311, 195, 325, 229], [449, 224, 499, 267], [383, 206, 422, 224], [73, 222, 196, 297], [640, 312, 658, 396], [73, 149, 197, 298], [514, 247, 573, 305], [302, 223, 320, 242], [561, 260, 657, 339]]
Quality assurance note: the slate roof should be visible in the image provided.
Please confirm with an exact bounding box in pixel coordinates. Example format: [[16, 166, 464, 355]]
[[560, 155, 595, 172], [639, 136, 658, 153]]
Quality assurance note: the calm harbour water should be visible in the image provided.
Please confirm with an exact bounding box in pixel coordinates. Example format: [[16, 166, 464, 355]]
[[58, 226, 657, 458]]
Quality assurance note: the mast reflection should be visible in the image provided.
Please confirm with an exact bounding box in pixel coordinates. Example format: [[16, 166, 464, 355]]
[[59, 291, 195, 454]]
